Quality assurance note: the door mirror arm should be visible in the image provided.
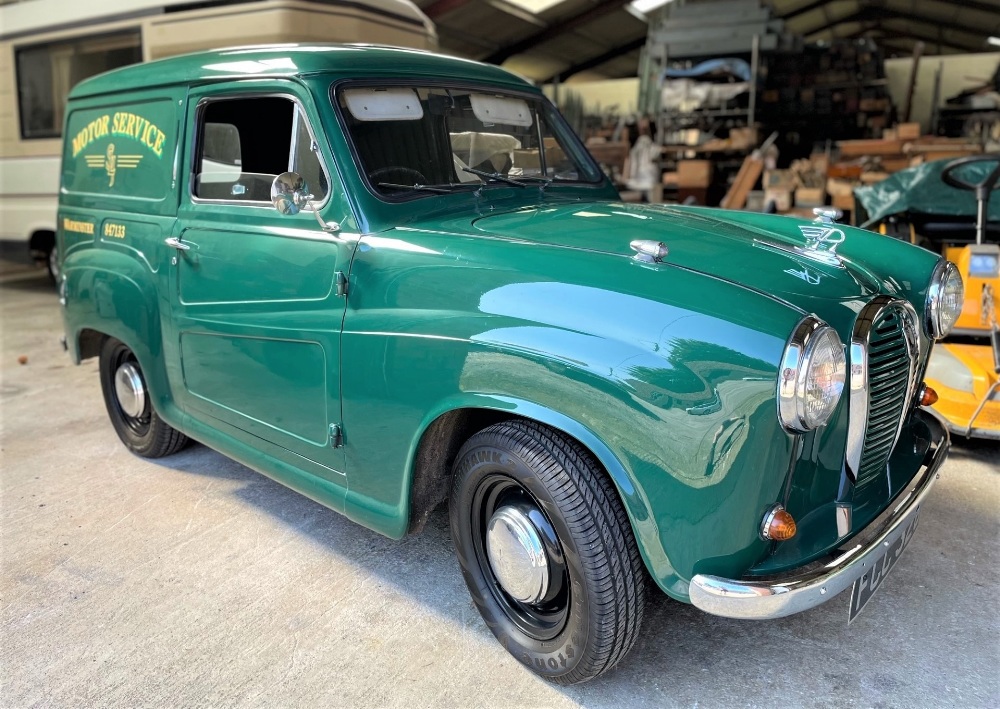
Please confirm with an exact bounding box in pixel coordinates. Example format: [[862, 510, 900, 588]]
[[271, 172, 341, 233]]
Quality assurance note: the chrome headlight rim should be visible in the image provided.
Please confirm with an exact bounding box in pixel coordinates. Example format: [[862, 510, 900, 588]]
[[925, 259, 964, 340], [778, 315, 847, 433]]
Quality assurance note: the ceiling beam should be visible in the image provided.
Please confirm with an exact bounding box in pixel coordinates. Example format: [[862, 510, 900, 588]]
[[422, 0, 472, 19], [484, 0, 631, 64], [840, 23, 981, 54], [543, 35, 646, 83], [780, 0, 830, 22], [802, 6, 991, 44], [947, 0, 1000, 16]]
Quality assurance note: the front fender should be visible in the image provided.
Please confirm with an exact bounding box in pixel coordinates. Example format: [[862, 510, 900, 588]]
[[341, 231, 804, 601]]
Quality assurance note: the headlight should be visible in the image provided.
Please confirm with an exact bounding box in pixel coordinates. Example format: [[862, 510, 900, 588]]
[[778, 316, 847, 432], [925, 260, 964, 339]]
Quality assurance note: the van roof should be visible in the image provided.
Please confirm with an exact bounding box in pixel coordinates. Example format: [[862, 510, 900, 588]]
[[70, 44, 533, 99]]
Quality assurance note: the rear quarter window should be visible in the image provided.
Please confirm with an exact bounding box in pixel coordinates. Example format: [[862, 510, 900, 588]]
[[62, 99, 177, 200]]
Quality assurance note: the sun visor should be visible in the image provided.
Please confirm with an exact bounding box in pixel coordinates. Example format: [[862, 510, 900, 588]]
[[343, 88, 423, 121], [470, 94, 533, 127]]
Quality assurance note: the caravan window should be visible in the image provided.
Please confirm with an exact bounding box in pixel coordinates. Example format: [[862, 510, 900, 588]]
[[16, 30, 141, 140]]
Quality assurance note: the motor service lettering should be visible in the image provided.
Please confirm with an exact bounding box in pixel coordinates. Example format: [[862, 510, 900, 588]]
[[72, 112, 167, 158], [72, 111, 168, 188]]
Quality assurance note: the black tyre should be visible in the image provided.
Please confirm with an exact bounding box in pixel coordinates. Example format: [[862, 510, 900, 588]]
[[450, 420, 646, 684], [99, 338, 189, 458], [46, 243, 59, 284]]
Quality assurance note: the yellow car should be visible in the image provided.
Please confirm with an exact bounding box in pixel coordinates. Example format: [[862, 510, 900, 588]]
[[858, 154, 1000, 440]]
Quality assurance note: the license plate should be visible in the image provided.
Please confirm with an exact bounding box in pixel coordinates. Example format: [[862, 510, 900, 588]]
[[848, 509, 920, 622]]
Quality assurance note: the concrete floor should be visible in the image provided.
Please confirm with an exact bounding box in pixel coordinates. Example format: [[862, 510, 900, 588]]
[[1, 262, 998, 708]]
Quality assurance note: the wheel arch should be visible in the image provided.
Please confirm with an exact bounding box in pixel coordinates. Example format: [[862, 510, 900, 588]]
[[28, 229, 56, 259], [404, 397, 664, 585], [63, 256, 179, 428]]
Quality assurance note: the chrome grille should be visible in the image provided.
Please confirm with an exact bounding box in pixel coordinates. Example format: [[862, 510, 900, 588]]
[[855, 305, 914, 489]]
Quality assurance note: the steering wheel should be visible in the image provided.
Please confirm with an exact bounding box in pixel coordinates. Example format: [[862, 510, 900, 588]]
[[369, 166, 428, 185], [941, 153, 1000, 245], [941, 153, 1000, 195]]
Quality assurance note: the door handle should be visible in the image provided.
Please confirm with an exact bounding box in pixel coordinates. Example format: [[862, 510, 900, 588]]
[[164, 237, 190, 251]]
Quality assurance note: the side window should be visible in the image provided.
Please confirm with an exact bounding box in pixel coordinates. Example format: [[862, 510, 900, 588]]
[[194, 96, 329, 203]]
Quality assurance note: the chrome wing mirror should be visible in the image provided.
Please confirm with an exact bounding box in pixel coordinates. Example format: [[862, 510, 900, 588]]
[[270, 172, 339, 232]]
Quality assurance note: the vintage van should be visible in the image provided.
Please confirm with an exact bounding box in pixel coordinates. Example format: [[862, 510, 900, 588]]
[[59, 45, 956, 684]]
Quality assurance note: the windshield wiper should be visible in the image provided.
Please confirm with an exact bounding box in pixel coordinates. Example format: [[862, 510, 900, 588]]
[[461, 166, 529, 188], [378, 182, 462, 194]]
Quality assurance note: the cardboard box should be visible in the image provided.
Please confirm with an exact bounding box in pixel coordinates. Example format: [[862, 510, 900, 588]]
[[896, 122, 921, 140], [832, 192, 854, 211], [826, 178, 855, 197], [763, 169, 797, 190], [729, 126, 758, 150], [765, 188, 792, 212], [677, 160, 713, 188], [795, 187, 825, 207]]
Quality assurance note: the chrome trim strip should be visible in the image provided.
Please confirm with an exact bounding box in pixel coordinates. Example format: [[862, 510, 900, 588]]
[[688, 409, 949, 620], [846, 339, 867, 478]]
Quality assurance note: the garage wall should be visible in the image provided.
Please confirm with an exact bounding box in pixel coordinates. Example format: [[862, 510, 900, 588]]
[[884, 52, 1000, 133], [543, 78, 641, 117]]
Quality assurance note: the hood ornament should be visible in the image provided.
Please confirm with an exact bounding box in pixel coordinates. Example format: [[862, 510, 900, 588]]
[[630, 239, 668, 263], [796, 209, 846, 265]]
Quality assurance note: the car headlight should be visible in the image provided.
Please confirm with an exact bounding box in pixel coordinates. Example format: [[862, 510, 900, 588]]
[[778, 316, 847, 432], [925, 260, 964, 339]]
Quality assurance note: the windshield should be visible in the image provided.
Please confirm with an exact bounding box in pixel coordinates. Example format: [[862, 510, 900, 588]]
[[335, 84, 602, 198]]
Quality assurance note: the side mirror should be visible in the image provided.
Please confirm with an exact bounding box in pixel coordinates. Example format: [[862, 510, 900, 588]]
[[271, 171, 312, 215], [270, 172, 340, 233]]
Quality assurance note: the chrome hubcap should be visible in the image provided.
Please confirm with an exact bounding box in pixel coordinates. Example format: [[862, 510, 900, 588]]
[[486, 506, 549, 604], [114, 362, 147, 419]]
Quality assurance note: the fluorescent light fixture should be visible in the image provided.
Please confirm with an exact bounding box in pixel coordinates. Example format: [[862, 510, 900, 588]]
[[502, 0, 568, 14], [629, 0, 675, 15], [988, 36, 1000, 47]]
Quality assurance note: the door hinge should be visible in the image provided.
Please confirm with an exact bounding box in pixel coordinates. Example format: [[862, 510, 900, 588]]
[[335, 271, 348, 297], [329, 423, 344, 448]]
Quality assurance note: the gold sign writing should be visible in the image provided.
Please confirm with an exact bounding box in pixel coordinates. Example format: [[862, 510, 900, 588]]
[[103, 222, 126, 239], [84, 144, 142, 187], [71, 111, 167, 159], [63, 217, 95, 235]]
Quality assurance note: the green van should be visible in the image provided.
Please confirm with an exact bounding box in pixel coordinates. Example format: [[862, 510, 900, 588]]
[[59, 45, 957, 684]]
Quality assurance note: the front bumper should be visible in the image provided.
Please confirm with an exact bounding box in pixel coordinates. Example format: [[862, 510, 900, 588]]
[[688, 409, 950, 619]]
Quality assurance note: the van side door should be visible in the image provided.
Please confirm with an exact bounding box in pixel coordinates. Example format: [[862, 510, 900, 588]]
[[167, 83, 355, 485]]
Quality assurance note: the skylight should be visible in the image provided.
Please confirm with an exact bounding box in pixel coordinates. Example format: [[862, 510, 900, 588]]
[[629, 0, 674, 15], [502, 0, 568, 15]]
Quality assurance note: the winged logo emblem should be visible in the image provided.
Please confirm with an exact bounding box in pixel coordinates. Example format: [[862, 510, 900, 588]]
[[83, 143, 143, 187], [797, 224, 846, 265]]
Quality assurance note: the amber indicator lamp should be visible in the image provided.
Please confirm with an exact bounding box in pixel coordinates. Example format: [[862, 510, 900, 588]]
[[919, 384, 939, 407], [761, 504, 797, 541]]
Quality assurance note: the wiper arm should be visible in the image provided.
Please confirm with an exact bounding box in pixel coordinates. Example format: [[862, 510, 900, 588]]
[[461, 166, 528, 188], [378, 182, 457, 194]]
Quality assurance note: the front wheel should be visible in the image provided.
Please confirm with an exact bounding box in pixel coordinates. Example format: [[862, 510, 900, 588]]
[[450, 420, 646, 684], [99, 338, 189, 458]]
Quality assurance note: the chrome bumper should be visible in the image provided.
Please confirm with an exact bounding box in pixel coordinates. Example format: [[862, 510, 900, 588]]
[[689, 411, 950, 620]]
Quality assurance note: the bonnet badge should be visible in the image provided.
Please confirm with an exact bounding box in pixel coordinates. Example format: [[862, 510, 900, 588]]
[[796, 224, 846, 265]]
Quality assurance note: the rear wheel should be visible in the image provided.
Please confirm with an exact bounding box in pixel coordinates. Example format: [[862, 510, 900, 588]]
[[46, 243, 59, 284], [449, 420, 646, 684], [99, 338, 188, 458]]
